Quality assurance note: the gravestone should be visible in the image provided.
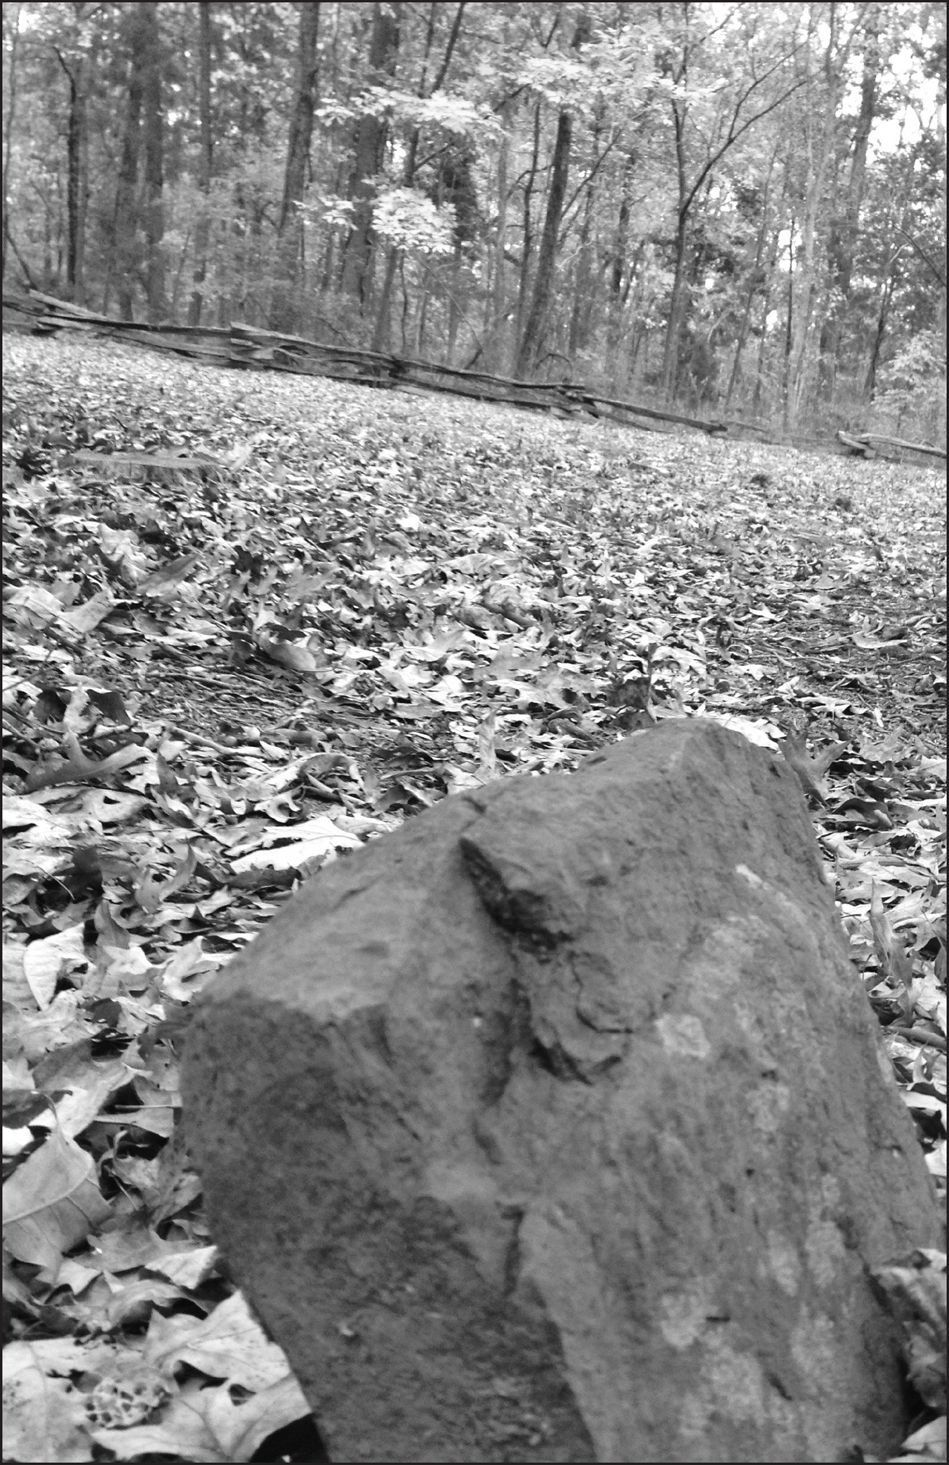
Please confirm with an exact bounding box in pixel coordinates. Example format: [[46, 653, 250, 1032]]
[[182, 718, 943, 1463]]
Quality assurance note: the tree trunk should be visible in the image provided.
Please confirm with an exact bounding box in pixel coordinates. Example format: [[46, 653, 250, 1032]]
[[660, 209, 689, 401], [114, 4, 146, 320], [1, 1, 21, 284], [724, 167, 774, 412], [486, 99, 511, 372], [788, 16, 843, 424], [514, 101, 542, 370], [606, 151, 634, 358], [140, 1, 165, 322], [53, 35, 88, 303], [273, 1, 320, 332], [340, 1, 401, 312], [188, 0, 213, 328], [818, 4, 879, 397], [514, 109, 571, 380], [568, 148, 597, 360], [371, 244, 398, 353], [864, 270, 895, 400], [514, 16, 589, 381], [782, 229, 796, 433]]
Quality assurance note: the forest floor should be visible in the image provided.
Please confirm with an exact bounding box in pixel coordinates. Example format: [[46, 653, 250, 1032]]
[[2, 333, 946, 1464]]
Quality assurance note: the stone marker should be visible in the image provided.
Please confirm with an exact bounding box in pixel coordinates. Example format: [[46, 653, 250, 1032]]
[[182, 718, 943, 1463]]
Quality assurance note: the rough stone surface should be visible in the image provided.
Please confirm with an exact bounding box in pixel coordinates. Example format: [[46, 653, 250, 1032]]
[[182, 718, 942, 1463]]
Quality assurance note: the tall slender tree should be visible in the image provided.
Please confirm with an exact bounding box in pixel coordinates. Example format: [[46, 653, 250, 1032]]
[[341, 0, 401, 311], [514, 13, 590, 381], [141, 1, 165, 322], [112, 4, 146, 319], [272, 0, 321, 331], [187, 0, 213, 328]]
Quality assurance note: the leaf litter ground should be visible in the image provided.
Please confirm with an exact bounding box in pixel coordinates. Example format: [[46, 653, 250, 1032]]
[[2, 335, 946, 1463]]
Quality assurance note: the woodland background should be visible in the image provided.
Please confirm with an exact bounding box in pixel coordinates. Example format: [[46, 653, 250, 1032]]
[[1, 0, 946, 442]]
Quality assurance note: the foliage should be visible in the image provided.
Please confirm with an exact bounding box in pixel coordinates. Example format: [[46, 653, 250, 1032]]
[[875, 332, 948, 437], [1, 1, 944, 429], [373, 186, 456, 257]]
